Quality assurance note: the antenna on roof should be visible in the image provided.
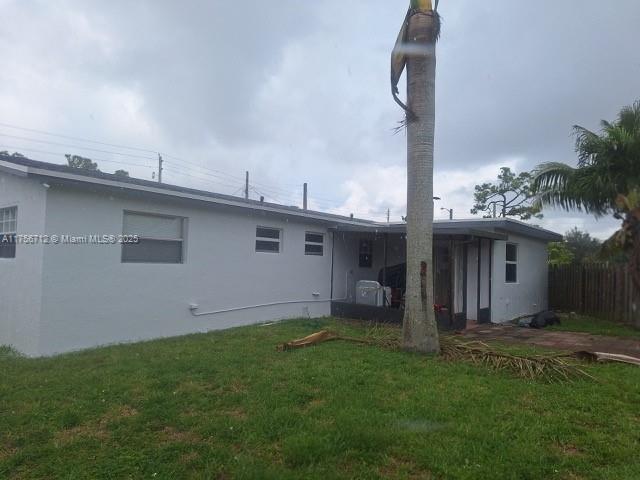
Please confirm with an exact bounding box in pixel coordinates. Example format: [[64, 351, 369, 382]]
[[303, 183, 308, 210], [157, 154, 163, 183]]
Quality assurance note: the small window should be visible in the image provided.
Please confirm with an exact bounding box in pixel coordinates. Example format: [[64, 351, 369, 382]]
[[359, 239, 373, 268], [256, 226, 281, 253], [0, 206, 17, 259], [121, 212, 185, 263], [305, 232, 324, 256], [505, 243, 517, 283]]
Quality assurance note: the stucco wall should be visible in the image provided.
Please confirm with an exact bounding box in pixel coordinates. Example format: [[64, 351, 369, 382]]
[[35, 184, 333, 355], [490, 233, 549, 323], [0, 172, 46, 356]]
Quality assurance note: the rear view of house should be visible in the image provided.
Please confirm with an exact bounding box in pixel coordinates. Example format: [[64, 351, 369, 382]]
[[0, 155, 561, 356]]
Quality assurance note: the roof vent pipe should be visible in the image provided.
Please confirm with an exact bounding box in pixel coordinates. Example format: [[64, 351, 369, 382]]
[[303, 183, 308, 210]]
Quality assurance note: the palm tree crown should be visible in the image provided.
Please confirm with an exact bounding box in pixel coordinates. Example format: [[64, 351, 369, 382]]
[[533, 101, 640, 216]]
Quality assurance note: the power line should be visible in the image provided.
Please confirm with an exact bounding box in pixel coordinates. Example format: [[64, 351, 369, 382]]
[[0, 121, 350, 209], [0, 132, 157, 161], [0, 145, 154, 169], [161, 167, 244, 192], [160, 153, 246, 183], [0, 121, 159, 154]]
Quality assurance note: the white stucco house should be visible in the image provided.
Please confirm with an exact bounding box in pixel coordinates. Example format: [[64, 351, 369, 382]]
[[0, 155, 561, 356]]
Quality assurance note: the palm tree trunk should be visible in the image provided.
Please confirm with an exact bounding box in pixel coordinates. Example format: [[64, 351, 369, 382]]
[[402, 11, 440, 353]]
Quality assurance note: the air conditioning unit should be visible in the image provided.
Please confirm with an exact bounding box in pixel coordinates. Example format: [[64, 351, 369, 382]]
[[356, 280, 391, 307]]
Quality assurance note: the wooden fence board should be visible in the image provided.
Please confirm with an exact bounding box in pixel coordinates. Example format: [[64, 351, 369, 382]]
[[549, 264, 639, 326]]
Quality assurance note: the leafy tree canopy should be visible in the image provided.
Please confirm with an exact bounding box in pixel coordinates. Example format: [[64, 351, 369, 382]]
[[548, 242, 574, 265], [471, 167, 542, 220], [114, 169, 130, 178], [564, 227, 601, 264], [0, 151, 25, 157], [65, 154, 99, 171]]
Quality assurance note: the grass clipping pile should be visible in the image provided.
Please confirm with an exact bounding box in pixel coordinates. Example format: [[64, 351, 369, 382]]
[[277, 327, 593, 383]]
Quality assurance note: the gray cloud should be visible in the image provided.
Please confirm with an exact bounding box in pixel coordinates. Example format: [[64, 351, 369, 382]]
[[1, 0, 637, 237]]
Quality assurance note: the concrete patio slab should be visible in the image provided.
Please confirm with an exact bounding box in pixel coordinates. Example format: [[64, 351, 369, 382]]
[[461, 323, 640, 357]]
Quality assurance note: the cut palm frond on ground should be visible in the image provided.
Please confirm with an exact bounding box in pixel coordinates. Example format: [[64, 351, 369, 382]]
[[440, 338, 594, 382], [277, 328, 594, 382]]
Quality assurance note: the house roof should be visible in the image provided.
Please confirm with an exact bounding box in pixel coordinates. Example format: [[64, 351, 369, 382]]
[[0, 154, 562, 242]]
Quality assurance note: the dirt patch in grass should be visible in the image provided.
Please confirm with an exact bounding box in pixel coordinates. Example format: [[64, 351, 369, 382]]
[[0, 445, 18, 461], [53, 404, 138, 446], [179, 451, 200, 464], [226, 380, 248, 394], [304, 398, 325, 410], [159, 426, 202, 444], [555, 442, 584, 457], [224, 407, 248, 420], [176, 380, 216, 394], [378, 455, 432, 479], [54, 421, 110, 446], [562, 473, 586, 480]]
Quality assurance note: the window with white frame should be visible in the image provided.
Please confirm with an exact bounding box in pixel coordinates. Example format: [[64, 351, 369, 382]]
[[505, 243, 518, 283], [0, 206, 17, 259], [304, 232, 324, 256], [121, 211, 185, 263], [255, 226, 281, 253]]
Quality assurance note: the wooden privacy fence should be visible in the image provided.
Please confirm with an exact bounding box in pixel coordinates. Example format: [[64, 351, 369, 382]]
[[549, 264, 640, 327]]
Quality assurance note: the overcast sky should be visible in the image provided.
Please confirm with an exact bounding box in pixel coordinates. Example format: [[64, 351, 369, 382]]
[[1, 0, 639, 239]]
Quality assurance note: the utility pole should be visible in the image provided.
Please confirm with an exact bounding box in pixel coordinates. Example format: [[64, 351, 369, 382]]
[[387, 208, 390, 224], [245, 171, 249, 200], [303, 183, 308, 210], [440, 207, 453, 220], [157, 154, 163, 183]]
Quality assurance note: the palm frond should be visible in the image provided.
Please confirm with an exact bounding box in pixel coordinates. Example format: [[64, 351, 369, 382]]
[[277, 329, 592, 383], [440, 338, 593, 383]]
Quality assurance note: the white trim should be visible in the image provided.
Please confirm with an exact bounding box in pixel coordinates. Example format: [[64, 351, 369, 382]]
[[255, 225, 282, 254]]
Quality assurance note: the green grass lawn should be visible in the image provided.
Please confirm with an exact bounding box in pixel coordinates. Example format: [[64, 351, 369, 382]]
[[2, 318, 639, 480], [548, 314, 640, 339]]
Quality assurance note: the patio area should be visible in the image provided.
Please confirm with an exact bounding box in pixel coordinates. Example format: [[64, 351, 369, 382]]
[[461, 323, 640, 356]]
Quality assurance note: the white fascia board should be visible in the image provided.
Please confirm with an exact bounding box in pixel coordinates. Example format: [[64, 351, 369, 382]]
[[0, 159, 29, 177]]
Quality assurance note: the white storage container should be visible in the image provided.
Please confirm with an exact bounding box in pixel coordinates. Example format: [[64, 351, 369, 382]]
[[356, 280, 391, 307]]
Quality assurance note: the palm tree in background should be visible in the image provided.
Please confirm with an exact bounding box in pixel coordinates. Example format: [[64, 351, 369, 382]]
[[391, 0, 441, 353], [533, 101, 640, 287]]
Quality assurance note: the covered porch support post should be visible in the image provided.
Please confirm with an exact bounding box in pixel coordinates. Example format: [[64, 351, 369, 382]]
[[448, 236, 455, 327], [382, 232, 388, 307]]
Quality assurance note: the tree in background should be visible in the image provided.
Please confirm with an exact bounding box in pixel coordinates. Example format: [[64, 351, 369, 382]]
[[65, 154, 99, 171], [391, 0, 440, 353], [0, 151, 25, 157], [564, 227, 601, 264], [548, 242, 574, 265], [114, 169, 130, 178], [533, 101, 640, 287], [471, 167, 542, 220]]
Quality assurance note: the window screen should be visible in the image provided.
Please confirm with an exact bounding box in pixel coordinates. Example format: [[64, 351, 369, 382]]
[[0, 206, 17, 259], [505, 243, 517, 283], [305, 232, 324, 256], [122, 212, 184, 263], [256, 226, 281, 253]]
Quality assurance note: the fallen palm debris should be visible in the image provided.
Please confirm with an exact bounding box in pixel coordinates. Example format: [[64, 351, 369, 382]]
[[573, 351, 640, 367], [277, 328, 596, 382], [439, 338, 594, 382]]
